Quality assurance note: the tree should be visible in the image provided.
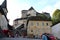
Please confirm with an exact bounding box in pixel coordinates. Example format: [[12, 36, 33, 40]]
[[52, 9, 60, 24]]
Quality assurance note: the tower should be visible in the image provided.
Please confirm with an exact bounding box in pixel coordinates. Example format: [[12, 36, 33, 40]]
[[1, 0, 8, 15], [0, 0, 8, 30], [21, 10, 28, 18], [27, 7, 36, 17]]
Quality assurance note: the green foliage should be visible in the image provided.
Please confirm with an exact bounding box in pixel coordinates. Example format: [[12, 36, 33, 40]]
[[52, 9, 60, 24]]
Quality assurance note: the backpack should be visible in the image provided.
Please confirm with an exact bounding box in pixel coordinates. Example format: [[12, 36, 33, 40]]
[[46, 35, 51, 40]]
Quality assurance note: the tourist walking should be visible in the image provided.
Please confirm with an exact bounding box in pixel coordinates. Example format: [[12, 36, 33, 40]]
[[42, 34, 48, 40]]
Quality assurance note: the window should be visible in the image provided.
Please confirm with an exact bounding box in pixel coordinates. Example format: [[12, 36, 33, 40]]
[[15, 24, 17, 26], [37, 22, 39, 26], [31, 22, 33, 26], [31, 30, 33, 32], [46, 23, 48, 26], [42, 23, 44, 26], [15, 21, 18, 26]]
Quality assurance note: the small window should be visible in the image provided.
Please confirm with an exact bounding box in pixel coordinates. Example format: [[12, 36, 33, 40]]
[[46, 23, 48, 26], [15, 21, 18, 26], [23, 21, 26, 23], [31, 30, 33, 32], [42, 23, 44, 26], [31, 22, 33, 26], [37, 22, 39, 26], [15, 24, 17, 26]]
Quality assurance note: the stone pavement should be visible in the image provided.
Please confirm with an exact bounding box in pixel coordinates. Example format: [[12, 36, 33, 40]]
[[0, 38, 42, 40]]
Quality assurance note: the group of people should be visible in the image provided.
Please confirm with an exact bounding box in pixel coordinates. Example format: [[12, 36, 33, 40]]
[[42, 33, 57, 40], [0, 29, 58, 40]]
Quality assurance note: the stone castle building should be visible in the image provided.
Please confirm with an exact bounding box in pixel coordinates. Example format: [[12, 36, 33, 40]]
[[13, 7, 52, 37]]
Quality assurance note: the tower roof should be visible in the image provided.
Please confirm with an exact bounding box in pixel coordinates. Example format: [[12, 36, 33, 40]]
[[0, 0, 8, 21], [1, 0, 7, 9], [0, 0, 8, 14], [29, 7, 34, 10]]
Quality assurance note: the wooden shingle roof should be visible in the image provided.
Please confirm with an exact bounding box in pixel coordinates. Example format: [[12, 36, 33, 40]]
[[28, 16, 51, 21]]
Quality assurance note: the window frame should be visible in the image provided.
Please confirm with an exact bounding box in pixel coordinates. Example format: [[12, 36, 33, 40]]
[[46, 23, 48, 26], [42, 22, 44, 26], [36, 22, 39, 26]]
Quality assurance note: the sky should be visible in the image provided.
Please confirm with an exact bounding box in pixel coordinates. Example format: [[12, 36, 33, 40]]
[[0, 0, 60, 25]]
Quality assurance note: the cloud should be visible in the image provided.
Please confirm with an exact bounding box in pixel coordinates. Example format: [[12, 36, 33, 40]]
[[1, 0, 60, 25], [0, 0, 4, 5], [7, 0, 31, 25], [41, 6, 53, 13], [39, 0, 60, 17], [7, 0, 30, 19], [54, 1, 60, 9], [39, 5, 53, 16], [38, 0, 48, 6]]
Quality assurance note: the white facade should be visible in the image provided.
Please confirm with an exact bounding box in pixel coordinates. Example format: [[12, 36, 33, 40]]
[[27, 10, 36, 17], [13, 19, 27, 29], [21, 10, 28, 18], [21, 7, 37, 18], [0, 13, 8, 30], [52, 23, 60, 39]]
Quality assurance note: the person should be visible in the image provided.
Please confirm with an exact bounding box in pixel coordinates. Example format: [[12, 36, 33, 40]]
[[42, 33, 51, 40], [46, 33, 51, 40], [42, 34, 48, 40], [49, 34, 57, 40]]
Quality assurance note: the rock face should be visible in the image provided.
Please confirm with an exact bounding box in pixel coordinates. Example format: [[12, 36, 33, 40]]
[[52, 23, 60, 39]]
